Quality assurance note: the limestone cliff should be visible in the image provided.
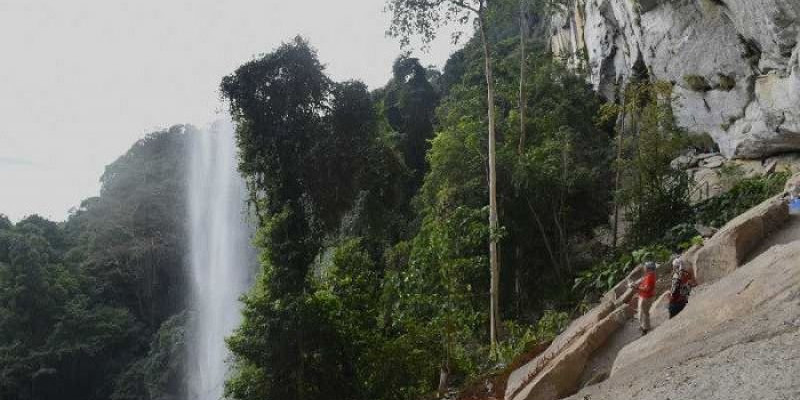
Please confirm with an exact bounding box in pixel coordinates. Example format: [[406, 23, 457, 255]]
[[549, 0, 800, 159]]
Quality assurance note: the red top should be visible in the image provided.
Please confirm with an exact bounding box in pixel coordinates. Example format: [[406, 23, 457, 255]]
[[638, 271, 657, 299]]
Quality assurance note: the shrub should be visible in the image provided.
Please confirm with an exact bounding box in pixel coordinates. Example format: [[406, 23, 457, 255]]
[[573, 245, 670, 296], [717, 74, 736, 91], [495, 311, 570, 365], [686, 132, 719, 152], [663, 223, 701, 251], [695, 172, 790, 227], [684, 75, 712, 92]]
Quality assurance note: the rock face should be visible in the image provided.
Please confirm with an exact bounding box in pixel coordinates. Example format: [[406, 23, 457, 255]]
[[689, 194, 788, 283], [550, 0, 800, 159], [504, 267, 640, 400], [565, 233, 800, 400], [504, 190, 797, 400]]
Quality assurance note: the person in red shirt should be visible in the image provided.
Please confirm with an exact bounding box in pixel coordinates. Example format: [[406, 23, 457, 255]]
[[629, 260, 657, 335], [669, 258, 697, 318]]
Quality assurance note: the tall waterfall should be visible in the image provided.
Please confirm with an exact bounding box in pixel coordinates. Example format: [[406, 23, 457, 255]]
[[186, 120, 255, 400]]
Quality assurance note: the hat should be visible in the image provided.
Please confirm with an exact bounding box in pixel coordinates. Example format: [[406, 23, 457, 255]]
[[645, 261, 657, 271]]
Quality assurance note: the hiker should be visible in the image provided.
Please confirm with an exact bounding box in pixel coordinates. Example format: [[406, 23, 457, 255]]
[[669, 258, 697, 318], [628, 260, 657, 335]]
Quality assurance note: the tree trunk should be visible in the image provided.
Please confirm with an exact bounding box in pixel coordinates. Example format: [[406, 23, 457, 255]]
[[478, 13, 500, 357], [526, 199, 562, 282], [518, 0, 528, 154], [612, 92, 626, 249]]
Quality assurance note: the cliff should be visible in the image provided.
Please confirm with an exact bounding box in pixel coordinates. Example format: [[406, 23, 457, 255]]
[[549, 0, 800, 159]]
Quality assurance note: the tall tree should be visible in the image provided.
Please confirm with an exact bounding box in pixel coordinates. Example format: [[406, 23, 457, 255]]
[[381, 56, 440, 191], [221, 38, 407, 400], [387, 0, 502, 356], [518, 0, 528, 154]]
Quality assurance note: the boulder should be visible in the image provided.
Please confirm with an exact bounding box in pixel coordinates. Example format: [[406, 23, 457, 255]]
[[510, 305, 631, 400], [694, 224, 718, 238], [690, 167, 724, 203], [731, 159, 768, 178], [505, 266, 642, 400], [767, 153, 800, 174], [700, 155, 726, 169], [504, 299, 617, 400], [690, 194, 788, 283], [670, 154, 695, 170]]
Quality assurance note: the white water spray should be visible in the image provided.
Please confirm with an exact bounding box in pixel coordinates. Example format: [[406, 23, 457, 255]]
[[187, 120, 255, 400]]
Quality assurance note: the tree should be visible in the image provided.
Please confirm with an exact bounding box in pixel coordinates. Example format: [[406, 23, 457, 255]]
[[380, 56, 440, 191], [518, 0, 528, 154], [222, 37, 412, 400], [387, 0, 502, 357], [617, 82, 691, 246]]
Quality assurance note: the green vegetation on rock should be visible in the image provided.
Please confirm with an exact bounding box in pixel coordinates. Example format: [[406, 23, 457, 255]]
[[684, 74, 712, 92]]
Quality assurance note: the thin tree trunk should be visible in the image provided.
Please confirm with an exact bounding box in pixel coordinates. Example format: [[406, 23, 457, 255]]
[[438, 321, 451, 397], [558, 140, 571, 273], [518, 0, 528, 154], [526, 199, 562, 282], [478, 11, 501, 357], [552, 207, 568, 277], [612, 91, 626, 249]]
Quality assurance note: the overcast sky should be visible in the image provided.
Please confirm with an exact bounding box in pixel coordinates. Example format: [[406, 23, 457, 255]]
[[0, 0, 458, 222]]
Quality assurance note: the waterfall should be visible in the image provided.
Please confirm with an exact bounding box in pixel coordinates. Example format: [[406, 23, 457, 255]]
[[186, 119, 255, 400]]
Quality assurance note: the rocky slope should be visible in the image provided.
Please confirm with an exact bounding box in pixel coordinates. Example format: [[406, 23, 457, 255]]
[[549, 0, 800, 158], [564, 217, 800, 400], [504, 175, 800, 400]]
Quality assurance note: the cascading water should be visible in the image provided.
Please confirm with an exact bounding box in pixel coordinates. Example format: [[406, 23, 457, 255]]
[[186, 119, 255, 400]]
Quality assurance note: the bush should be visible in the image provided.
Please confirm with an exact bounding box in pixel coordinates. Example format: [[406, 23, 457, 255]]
[[573, 245, 670, 297], [662, 223, 701, 251], [695, 172, 790, 227], [717, 74, 736, 91], [686, 132, 719, 153], [495, 311, 570, 365], [684, 75, 712, 92], [618, 81, 693, 247]]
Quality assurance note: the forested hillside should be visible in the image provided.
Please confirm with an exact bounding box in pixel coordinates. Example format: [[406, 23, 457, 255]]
[[1, 126, 193, 400]]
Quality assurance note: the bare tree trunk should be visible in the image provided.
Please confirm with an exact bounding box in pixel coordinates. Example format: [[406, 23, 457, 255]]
[[517, 0, 528, 154], [612, 91, 626, 249], [526, 199, 562, 282], [558, 140, 571, 273], [478, 11, 501, 358], [437, 345, 450, 397]]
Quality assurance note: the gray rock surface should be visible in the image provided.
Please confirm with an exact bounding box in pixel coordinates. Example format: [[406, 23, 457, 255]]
[[505, 195, 799, 400], [563, 225, 800, 400], [550, 0, 800, 158], [690, 194, 787, 284]]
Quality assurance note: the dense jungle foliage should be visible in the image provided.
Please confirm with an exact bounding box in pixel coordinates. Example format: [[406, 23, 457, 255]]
[[1, 126, 193, 400]]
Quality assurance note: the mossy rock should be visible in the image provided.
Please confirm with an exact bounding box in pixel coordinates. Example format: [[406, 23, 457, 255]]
[[684, 75, 712, 92]]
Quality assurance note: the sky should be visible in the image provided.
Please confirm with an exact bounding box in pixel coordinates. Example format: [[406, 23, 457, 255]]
[[0, 0, 459, 222]]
